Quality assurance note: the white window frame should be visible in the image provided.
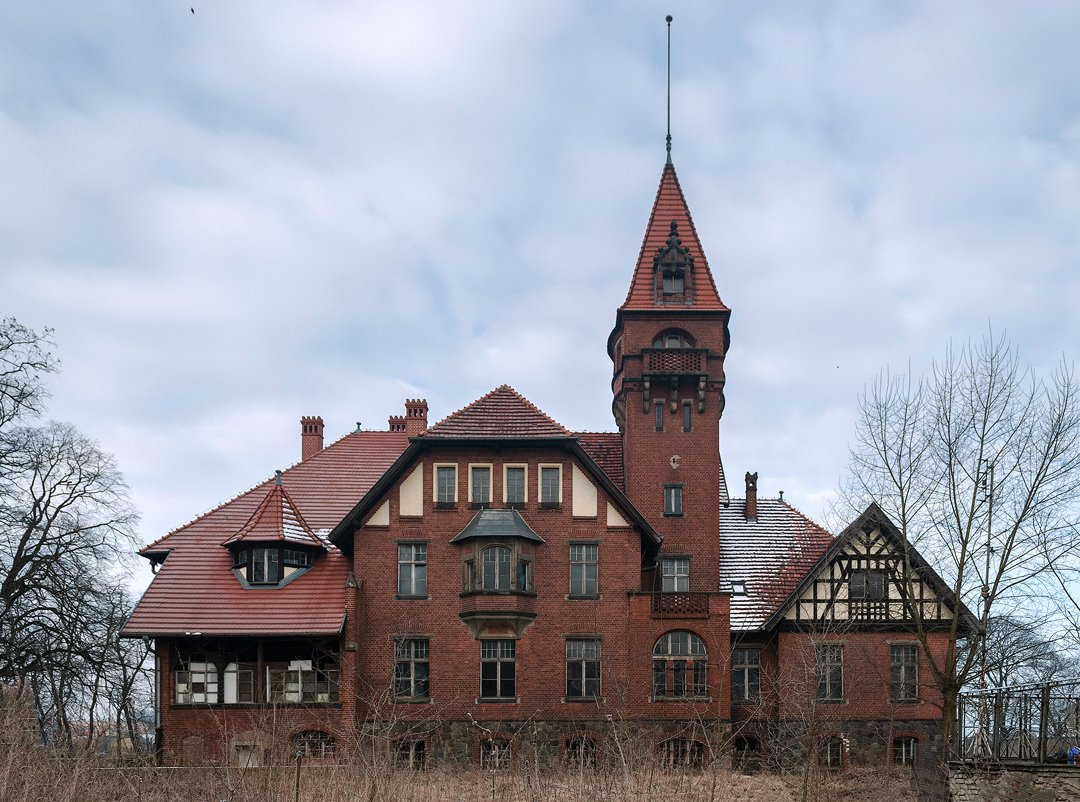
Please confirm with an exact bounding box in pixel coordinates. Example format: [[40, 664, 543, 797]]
[[661, 557, 690, 592], [468, 463, 493, 505], [433, 463, 458, 504], [539, 464, 562, 505], [503, 464, 528, 505]]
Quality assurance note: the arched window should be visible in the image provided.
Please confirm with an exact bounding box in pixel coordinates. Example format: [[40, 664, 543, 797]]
[[293, 730, 335, 759], [652, 330, 695, 349], [652, 631, 707, 698], [482, 546, 511, 591]]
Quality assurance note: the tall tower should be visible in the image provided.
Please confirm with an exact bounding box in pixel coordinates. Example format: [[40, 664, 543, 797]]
[[608, 162, 731, 591]]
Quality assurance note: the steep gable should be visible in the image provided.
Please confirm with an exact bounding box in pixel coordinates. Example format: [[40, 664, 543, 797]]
[[767, 503, 979, 632], [621, 163, 728, 312]]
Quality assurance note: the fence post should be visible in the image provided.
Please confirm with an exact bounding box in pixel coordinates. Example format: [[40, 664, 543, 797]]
[[1038, 684, 1051, 763]]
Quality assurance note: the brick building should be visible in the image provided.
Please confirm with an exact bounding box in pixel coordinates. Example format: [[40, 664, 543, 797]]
[[122, 157, 975, 774]]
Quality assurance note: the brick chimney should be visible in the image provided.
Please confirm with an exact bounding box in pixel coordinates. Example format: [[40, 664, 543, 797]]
[[744, 471, 758, 521], [404, 399, 428, 436], [390, 399, 428, 435], [301, 416, 324, 461]]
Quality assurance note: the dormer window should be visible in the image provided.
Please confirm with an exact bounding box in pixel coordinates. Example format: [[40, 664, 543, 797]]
[[233, 546, 316, 587], [653, 221, 694, 303]]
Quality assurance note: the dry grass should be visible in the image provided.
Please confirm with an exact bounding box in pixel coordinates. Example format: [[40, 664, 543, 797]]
[[0, 743, 920, 802]]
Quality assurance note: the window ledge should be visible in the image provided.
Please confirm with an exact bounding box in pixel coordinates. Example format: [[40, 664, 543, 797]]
[[395, 595, 431, 601], [469, 502, 490, 510], [506, 502, 526, 510], [650, 696, 711, 703], [434, 502, 457, 511], [460, 590, 537, 598], [890, 698, 921, 705], [562, 697, 605, 704], [816, 698, 848, 705], [566, 594, 601, 601], [392, 697, 433, 705], [476, 697, 519, 704], [539, 502, 561, 510], [171, 702, 342, 710], [662, 512, 684, 518]]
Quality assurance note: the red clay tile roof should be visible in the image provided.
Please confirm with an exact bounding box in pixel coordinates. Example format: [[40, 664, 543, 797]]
[[718, 499, 834, 631], [574, 432, 624, 491], [123, 430, 409, 637], [621, 163, 728, 312], [420, 385, 572, 439], [221, 480, 325, 549]]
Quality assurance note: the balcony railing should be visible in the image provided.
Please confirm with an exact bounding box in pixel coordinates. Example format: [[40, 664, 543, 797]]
[[643, 348, 707, 375], [651, 592, 710, 619]]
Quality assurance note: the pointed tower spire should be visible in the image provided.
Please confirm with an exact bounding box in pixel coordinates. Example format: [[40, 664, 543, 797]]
[[666, 15, 673, 165]]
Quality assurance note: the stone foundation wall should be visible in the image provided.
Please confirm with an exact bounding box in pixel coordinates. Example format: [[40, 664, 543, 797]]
[[949, 763, 1080, 802]]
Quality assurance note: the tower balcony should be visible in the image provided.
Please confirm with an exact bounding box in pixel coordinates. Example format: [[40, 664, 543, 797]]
[[648, 591, 712, 619], [643, 348, 708, 376]]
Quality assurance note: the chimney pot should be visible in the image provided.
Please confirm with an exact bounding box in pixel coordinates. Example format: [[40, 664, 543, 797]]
[[301, 416, 325, 461], [744, 471, 759, 521]]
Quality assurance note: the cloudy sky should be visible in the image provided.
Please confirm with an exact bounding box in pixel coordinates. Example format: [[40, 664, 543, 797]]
[[3, 2, 1079, 590]]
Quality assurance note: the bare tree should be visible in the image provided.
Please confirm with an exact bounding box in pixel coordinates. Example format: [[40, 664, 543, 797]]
[[837, 332, 1080, 751], [0, 318, 145, 749]]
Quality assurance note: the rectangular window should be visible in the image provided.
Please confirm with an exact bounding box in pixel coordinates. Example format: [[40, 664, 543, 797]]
[[470, 465, 491, 505], [893, 736, 917, 766], [397, 543, 427, 597], [435, 465, 457, 505], [820, 737, 844, 769], [393, 638, 430, 700], [480, 639, 516, 699], [816, 644, 844, 701], [850, 569, 886, 600], [663, 484, 683, 516], [505, 465, 526, 506], [479, 738, 511, 770], [565, 639, 601, 699], [395, 739, 426, 769], [890, 644, 918, 702], [731, 648, 761, 703], [661, 557, 690, 592], [251, 547, 280, 584], [517, 558, 531, 592], [655, 402, 664, 431], [283, 549, 311, 567], [682, 402, 692, 432], [540, 465, 561, 505], [175, 655, 218, 704], [569, 543, 598, 596]]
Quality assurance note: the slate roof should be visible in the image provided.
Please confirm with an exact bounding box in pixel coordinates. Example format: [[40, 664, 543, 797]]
[[123, 430, 410, 638], [421, 385, 572, 439], [221, 479, 326, 549], [718, 498, 835, 631], [621, 163, 728, 312], [449, 508, 545, 544]]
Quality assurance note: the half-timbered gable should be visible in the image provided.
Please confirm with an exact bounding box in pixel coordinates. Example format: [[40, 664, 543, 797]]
[[769, 503, 977, 631]]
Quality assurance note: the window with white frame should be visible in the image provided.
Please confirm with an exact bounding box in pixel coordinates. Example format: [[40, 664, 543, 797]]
[[480, 639, 516, 699], [890, 644, 918, 702], [652, 631, 707, 698], [569, 543, 598, 597], [397, 543, 427, 597], [661, 557, 689, 592], [470, 465, 491, 505], [393, 638, 429, 700], [820, 737, 844, 769], [565, 638, 601, 699], [435, 465, 457, 505], [816, 644, 844, 701], [539, 465, 561, 506], [175, 654, 219, 704], [504, 465, 526, 506], [731, 648, 760, 703], [294, 730, 335, 759]]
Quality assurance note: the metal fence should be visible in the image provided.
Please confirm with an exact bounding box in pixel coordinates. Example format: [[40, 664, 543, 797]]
[[956, 678, 1080, 763]]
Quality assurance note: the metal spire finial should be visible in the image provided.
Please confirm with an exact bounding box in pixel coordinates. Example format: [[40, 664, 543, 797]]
[[665, 14, 673, 165]]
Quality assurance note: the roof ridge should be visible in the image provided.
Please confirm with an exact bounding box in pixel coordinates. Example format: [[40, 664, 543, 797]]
[[422, 385, 571, 437], [139, 429, 403, 553]]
